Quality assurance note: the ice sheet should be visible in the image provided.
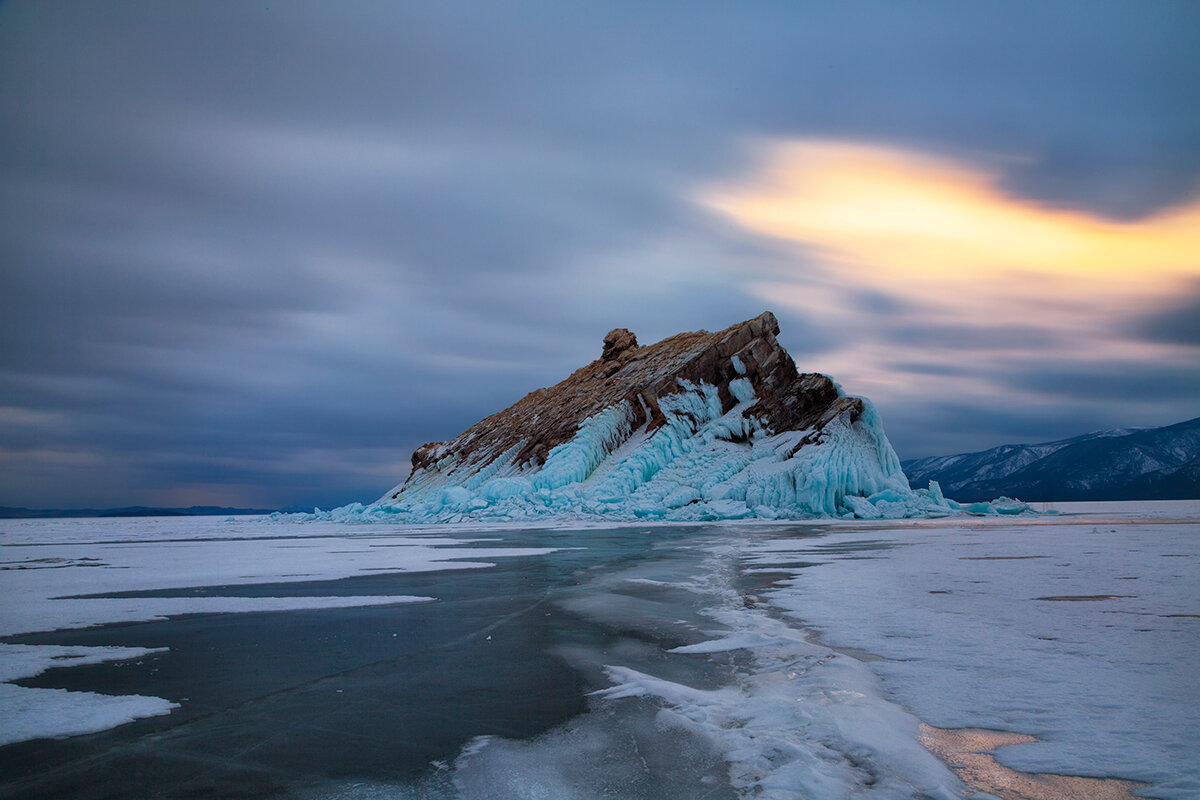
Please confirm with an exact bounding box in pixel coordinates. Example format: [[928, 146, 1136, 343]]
[[0, 519, 563, 637], [7, 510, 1193, 796], [282, 508, 1194, 799], [0, 643, 169, 683], [0, 516, 563, 746], [0, 644, 178, 746]]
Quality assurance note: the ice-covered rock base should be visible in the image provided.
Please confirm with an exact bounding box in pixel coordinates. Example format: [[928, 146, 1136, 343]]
[[312, 314, 1029, 524], [332, 386, 1023, 524]]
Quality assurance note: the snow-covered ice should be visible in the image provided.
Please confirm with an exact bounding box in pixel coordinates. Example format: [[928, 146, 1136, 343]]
[[732, 504, 1200, 799], [0, 643, 179, 746]]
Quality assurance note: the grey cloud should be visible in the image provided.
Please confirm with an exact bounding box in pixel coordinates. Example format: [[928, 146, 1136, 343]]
[[1128, 282, 1200, 346], [883, 323, 1063, 352], [850, 290, 916, 317], [1002, 361, 1200, 403], [888, 362, 974, 378], [884, 399, 1133, 462]]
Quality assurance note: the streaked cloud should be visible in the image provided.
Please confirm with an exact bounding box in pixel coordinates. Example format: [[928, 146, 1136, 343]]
[[708, 139, 1200, 306], [703, 140, 1200, 440], [1, 2, 1198, 507]]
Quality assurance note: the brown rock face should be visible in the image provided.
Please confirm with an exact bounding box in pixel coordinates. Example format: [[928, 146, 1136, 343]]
[[397, 311, 861, 493], [601, 328, 638, 361]]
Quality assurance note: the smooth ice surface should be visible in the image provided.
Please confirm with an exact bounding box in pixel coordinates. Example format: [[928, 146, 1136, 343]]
[[306, 529, 970, 800], [0, 516, 562, 745], [5, 507, 1195, 798], [316, 382, 1023, 524]]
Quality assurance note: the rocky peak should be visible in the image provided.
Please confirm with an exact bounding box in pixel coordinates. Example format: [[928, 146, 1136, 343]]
[[601, 328, 638, 361], [400, 311, 859, 485], [340, 313, 993, 521]]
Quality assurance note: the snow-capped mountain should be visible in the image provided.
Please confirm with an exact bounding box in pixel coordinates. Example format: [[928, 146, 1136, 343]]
[[903, 417, 1200, 501], [327, 313, 1001, 523]]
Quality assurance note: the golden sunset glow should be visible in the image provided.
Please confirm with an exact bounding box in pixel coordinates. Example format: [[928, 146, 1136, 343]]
[[701, 139, 1200, 405], [706, 141, 1200, 300]]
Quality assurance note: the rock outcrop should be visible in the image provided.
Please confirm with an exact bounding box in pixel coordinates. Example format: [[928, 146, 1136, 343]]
[[401, 312, 860, 484], [345, 312, 970, 522]]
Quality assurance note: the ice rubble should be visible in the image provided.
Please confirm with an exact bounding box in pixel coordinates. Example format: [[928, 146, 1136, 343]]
[[317, 380, 1029, 523]]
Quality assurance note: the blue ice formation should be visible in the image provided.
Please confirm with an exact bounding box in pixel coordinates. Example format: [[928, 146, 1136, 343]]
[[310, 380, 1028, 524]]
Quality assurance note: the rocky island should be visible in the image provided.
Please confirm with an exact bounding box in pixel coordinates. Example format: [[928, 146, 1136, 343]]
[[316, 312, 1004, 523]]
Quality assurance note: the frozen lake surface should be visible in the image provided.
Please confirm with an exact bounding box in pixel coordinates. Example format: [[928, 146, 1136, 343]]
[[1, 502, 1196, 799]]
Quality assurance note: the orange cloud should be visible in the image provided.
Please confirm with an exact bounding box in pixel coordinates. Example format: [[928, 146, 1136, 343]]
[[705, 140, 1200, 313], [702, 140, 1200, 402]]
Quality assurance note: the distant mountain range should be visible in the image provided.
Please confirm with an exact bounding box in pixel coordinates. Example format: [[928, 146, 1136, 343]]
[[903, 417, 1200, 502], [0, 505, 280, 519]]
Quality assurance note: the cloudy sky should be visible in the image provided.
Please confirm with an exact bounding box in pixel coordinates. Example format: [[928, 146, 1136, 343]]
[[2, 1, 1198, 510]]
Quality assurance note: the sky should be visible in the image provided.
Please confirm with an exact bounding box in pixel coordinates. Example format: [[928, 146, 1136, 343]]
[[1, 1, 1198, 510]]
